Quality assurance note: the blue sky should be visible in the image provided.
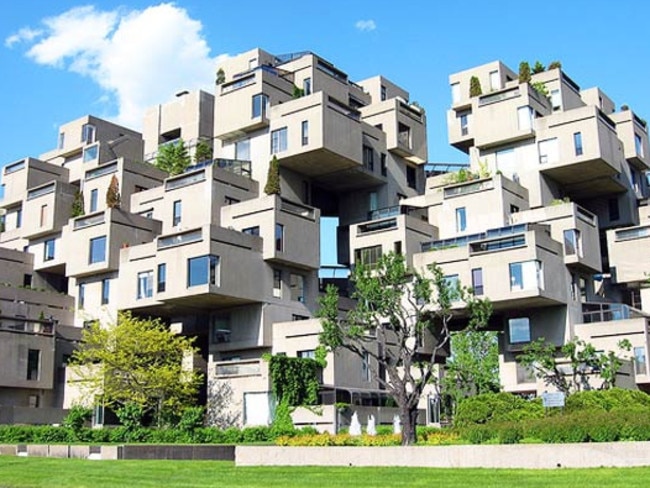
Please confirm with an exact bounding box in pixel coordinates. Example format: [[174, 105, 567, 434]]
[[1, 1, 649, 265]]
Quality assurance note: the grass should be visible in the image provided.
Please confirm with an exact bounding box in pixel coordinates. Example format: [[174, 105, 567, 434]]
[[0, 458, 650, 487]]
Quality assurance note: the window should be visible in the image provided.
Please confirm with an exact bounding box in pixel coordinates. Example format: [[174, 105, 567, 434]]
[[81, 123, 96, 143], [173, 200, 182, 226], [157, 263, 166, 292], [443, 274, 461, 301], [394, 241, 402, 255], [451, 83, 460, 104], [510, 204, 520, 214], [551, 89, 561, 110], [362, 145, 374, 171], [242, 226, 260, 236], [354, 245, 382, 266], [235, 139, 250, 160], [273, 269, 282, 298], [27, 349, 40, 381], [380, 153, 387, 176], [456, 207, 467, 232], [509, 260, 543, 291], [573, 132, 583, 156], [249, 57, 258, 69], [563, 229, 582, 257], [187, 255, 220, 287], [58, 132, 65, 149], [608, 198, 620, 221], [635, 133, 644, 157], [16, 208, 22, 229], [471, 268, 484, 295], [211, 314, 231, 344], [90, 189, 98, 213], [398, 123, 411, 148], [224, 196, 239, 205], [44, 239, 55, 261], [369, 191, 378, 212], [290, 273, 305, 302], [275, 224, 284, 252], [78, 283, 85, 309], [23, 274, 31, 287], [406, 165, 417, 189], [89, 236, 107, 264], [301, 120, 309, 146], [489, 70, 500, 91], [459, 112, 469, 136], [298, 350, 316, 359], [634, 347, 647, 375], [271, 127, 287, 153], [517, 106, 533, 131], [101, 278, 110, 305], [361, 351, 371, 381], [252, 93, 268, 119], [579, 276, 588, 302], [380, 85, 387, 101], [83, 144, 99, 163], [137, 271, 153, 299], [538, 138, 558, 164], [509, 317, 531, 344], [40, 204, 48, 227], [303, 77, 312, 95]]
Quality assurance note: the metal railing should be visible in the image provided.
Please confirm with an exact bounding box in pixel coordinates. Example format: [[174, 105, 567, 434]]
[[581, 302, 647, 323], [478, 87, 520, 106], [444, 178, 493, 198]]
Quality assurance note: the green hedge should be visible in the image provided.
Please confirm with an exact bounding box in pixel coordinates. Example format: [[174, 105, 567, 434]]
[[454, 392, 544, 426], [0, 424, 319, 445]]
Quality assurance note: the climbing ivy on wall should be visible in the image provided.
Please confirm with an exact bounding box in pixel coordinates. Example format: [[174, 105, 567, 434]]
[[268, 355, 323, 406]]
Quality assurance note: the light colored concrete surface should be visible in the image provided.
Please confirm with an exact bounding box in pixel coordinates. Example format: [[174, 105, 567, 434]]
[[236, 443, 650, 469], [26, 445, 48, 457], [69, 445, 90, 459], [100, 445, 119, 460], [48, 445, 70, 458]]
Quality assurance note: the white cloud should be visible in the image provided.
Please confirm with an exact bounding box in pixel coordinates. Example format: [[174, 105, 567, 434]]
[[4, 27, 42, 48], [355, 19, 376, 32], [7, 3, 227, 128]]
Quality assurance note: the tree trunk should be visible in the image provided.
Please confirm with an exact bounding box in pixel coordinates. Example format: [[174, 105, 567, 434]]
[[400, 407, 419, 446]]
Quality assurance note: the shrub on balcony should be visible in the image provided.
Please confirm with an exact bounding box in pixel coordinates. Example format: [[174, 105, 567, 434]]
[[532, 61, 545, 74], [193, 140, 213, 164], [71, 190, 85, 218], [105, 175, 121, 209], [155, 139, 191, 176], [469, 76, 482, 97], [264, 155, 281, 195], [548, 60, 562, 70], [518, 61, 531, 84], [215, 68, 225, 85]]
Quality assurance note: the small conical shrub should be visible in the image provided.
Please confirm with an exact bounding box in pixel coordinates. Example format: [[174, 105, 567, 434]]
[[469, 76, 482, 97], [519, 61, 531, 84], [264, 156, 281, 195], [106, 175, 121, 209]]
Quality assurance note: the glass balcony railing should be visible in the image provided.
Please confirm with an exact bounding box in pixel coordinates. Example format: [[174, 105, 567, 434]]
[[444, 178, 493, 198], [421, 224, 528, 252], [478, 88, 520, 107], [165, 170, 206, 191], [581, 302, 646, 323], [280, 199, 316, 220], [368, 205, 401, 221], [615, 225, 650, 241], [27, 183, 56, 200], [357, 218, 398, 235], [4, 160, 25, 175], [157, 229, 202, 249], [85, 161, 118, 181], [73, 212, 105, 229]]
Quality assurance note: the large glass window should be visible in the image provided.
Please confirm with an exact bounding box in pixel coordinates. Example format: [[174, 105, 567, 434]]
[[27, 349, 40, 380], [83, 144, 99, 163], [173, 200, 182, 226], [271, 127, 287, 153], [187, 255, 220, 287], [89, 236, 107, 264], [471, 268, 484, 295], [459, 112, 469, 136], [101, 278, 110, 305], [137, 271, 153, 299], [538, 138, 558, 164], [509, 260, 543, 291], [550, 89, 561, 110], [362, 145, 374, 171], [634, 346, 647, 375], [509, 317, 531, 344], [157, 263, 166, 292], [635, 133, 644, 157], [235, 139, 250, 160], [90, 189, 98, 213], [303, 77, 312, 95], [81, 123, 96, 144], [275, 224, 284, 252], [44, 239, 55, 261], [443, 274, 461, 302], [517, 106, 534, 131], [456, 207, 467, 232], [252, 93, 268, 119], [573, 132, 583, 156]]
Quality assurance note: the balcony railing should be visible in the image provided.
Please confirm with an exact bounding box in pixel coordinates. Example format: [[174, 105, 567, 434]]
[[27, 183, 56, 201], [368, 205, 401, 221], [73, 212, 105, 229], [421, 224, 528, 252], [280, 199, 316, 220], [4, 160, 25, 175], [221, 74, 255, 94], [444, 178, 493, 198], [0, 318, 54, 335], [581, 302, 647, 324], [357, 218, 398, 235], [615, 225, 650, 241], [157, 229, 202, 250], [478, 87, 520, 107], [215, 360, 261, 377], [85, 161, 118, 180], [165, 169, 206, 191]]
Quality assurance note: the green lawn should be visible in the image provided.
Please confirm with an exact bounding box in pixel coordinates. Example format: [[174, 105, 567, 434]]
[[0, 458, 649, 487]]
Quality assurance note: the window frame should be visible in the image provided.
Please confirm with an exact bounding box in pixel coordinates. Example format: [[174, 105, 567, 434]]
[[137, 270, 154, 299], [270, 127, 288, 154], [88, 236, 107, 264]]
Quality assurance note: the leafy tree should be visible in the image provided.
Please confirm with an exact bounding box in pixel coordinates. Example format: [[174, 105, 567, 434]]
[[105, 175, 121, 209], [532, 60, 546, 74], [70, 312, 202, 427], [264, 155, 281, 195], [442, 329, 500, 414], [318, 252, 491, 445], [71, 190, 85, 218], [518, 61, 531, 84], [194, 140, 213, 164], [215, 68, 225, 85], [469, 76, 482, 97], [518, 338, 631, 395], [155, 139, 191, 176]]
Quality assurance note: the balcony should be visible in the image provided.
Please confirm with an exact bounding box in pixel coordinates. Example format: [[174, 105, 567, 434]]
[[215, 359, 262, 377], [607, 224, 650, 284], [1, 158, 68, 207], [610, 109, 650, 170], [22, 181, 76, 240], [581, 302, 646, 324]]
